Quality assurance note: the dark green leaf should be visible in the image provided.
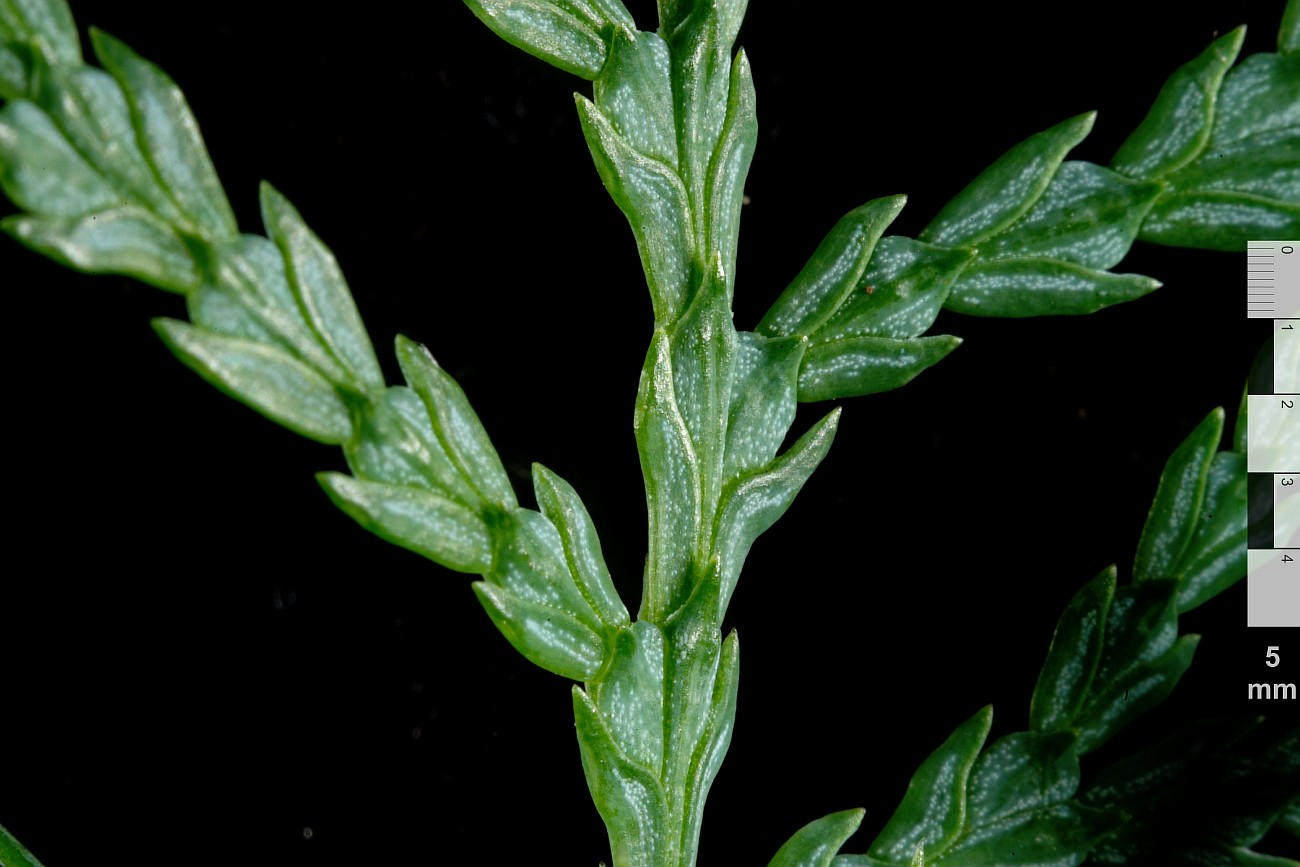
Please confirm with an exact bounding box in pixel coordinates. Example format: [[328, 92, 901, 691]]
[[0, 43, 32, 100], [594, 28, 676, 165], [261, 183, 384, 393], [152, 317, 353, 444], [573, 686, 671, 867], [797, 335, 961, 401], [1139, 187, 1300, 252], [1284, 0, 1299, 54], [588, 620, 665, 771], [1133, 407, 1224, 584], [1030, 566, 1115, 735], [768, 809, 865, 867], [533, 463, 630, 628], [966, 732, 1080, 826], [0, 822, 45, 867], [1278, 798, 1300, 837], [0, 99, 117, 216], [0, 0, 80, 64], [1092, 580, 1180, 689], [4, 206, 197, 292], [578, 94, 694, 322], [91, 29, 237, 240], [976, 161, 1164, 271], [318, 473, 493, 574], [396, 335, 517, 511], [1075, 633, 1198, 755], [723, 331, 805, 481], [474, 581, 606, 680], [462, 0, 611, 79], [707, 49, 756, 293], [712, 408, 839, 613], [921, 112, 1094, 248], [1234, 385, 1248, 454], [343, 386, 480, 507], [945, 258, 1160, 317], [929, 802, 1120, 866], [1212, 54, 1300, 145], [815, 236, 974, 342], [868, 705, 992, 863], [634, 329, 701, 621], [758, 196, 907, 339], [1174, 450, 1247, 612], [1111, 28, 1244, 179]]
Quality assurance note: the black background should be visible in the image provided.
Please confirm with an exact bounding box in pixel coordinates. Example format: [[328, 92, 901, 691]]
[[3, 1, 1296, 865]]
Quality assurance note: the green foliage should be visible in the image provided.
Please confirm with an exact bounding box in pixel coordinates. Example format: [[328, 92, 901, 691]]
[[0, 0, 1295, 865]]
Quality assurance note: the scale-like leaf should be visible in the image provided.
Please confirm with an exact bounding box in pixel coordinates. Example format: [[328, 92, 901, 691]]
[[486, 508, 605, 634], [463, 0, 611, 79], [928, 802, 1119, 866], [0, 0, 79, 64], [91, 29, 237, 241], [0, 44, 31, 100], [921, 113, 1094, 248], [574, 686, 671, 867], [1212, 53, 1300, 145], [944, 259, 1159, 318], [966, 732, 1080, 826], [868, 706, 992, 863], [769, 809, 865, 867], [0, 99, 117, 216], [262, 184, 385, 393], [798, 334, 961, 401], [1074, 633, 1198, 755], [319, 473, 494, 574], [707, 50, 756, 292], [1133, 407, 1224, 584], [579, 94, 695, 322], [396, 335, 518, 510], [1111, 28, 1244, 180], [723, 332, 805, 481], [595, 28, 677, 166], [0, 823, 45, 867], [1174, 450, 1247, 612], [712, 408, 839, 612], [589, 620, 665, 771], [815, 237, 973, 342], [679, 628, 739, 867], [758, 197, 906, 339], [153, 318, 353, 444], [1030, 567, 1115, 735], [1284, 0, 1300, 54], [534, 463, 630, 628], [474, 581, 606, 680]]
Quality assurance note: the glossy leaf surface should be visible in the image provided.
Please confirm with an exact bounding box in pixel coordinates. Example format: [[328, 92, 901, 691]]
[[769, 809, 864, 867], [461, 0, 618, 79], [798, 335, 961, 401]]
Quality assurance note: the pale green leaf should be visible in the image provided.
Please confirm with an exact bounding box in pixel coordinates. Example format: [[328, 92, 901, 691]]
[[463, 0, 610, 79], [91, 29, 237, 240], [1029, 567, 1115, 735], [318, 473, 493, 574], [152, 317, 352, 444], [474, 581, 605, 680], [395, 335, 518, 511], [679, 628, 739, 867], [1212, 53, 1300, 145], [707, 49, 756, 293], [977, 161, 1164, 270], [578, 94, 694, 322], [1174, 450, 1247, 612], [487, 508, 604, 634], [797, 334, 961, 401], [921, 112, 1094, 247], [712, 408, 839, 612], [594, 28, 676, 165], [815, 236, 973, 342], [1111, 28, 1245, 179], [533, 463, 630, 628], [723, 331, 805, 481], [945, 258, 1160, 317], [0, 99, 116, 216], [868, 705, 992, 863], [574, 686, 671, 867], [4, 205, 198, 293], [343, 386, 479, 507], [0, 0, 79, 64], [261, 183, 384, 393], [1133, 407, 1224, 584], [758, 196, 907, 339], [768, 809, 865, 867], [589, 620, 665, 771], [634, 329, 701, 621]]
